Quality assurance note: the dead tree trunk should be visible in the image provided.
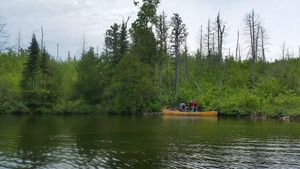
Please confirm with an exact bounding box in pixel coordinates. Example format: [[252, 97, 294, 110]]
[[244, 10, 262, 88], [17, 30, 21, 55], [216, 12, 226, 60], [206, 19, 211, 56], [261, 28, 266, 62], [56, 43, 59, 60], [200, 25, 203, 59], [235, 30, 240, 61], [41, 26, 44, 51], [281, 42, 286, 60]]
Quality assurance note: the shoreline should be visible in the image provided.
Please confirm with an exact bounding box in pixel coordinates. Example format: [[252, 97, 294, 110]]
[[1, 111, 299, 122]]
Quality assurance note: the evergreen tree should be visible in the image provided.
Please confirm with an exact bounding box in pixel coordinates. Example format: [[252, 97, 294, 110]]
[[76, 47, 102, 104], [105, 23, 120, 65], [104, 19, 130, 67], [156, 12, 169, 96], [131, 0, 159, 70], [119, 18, 130, 59], [39, 48, 50, 90], [22, 34, 40, 90], [111, 54, 155, 113], [170, 13, 187, 97]]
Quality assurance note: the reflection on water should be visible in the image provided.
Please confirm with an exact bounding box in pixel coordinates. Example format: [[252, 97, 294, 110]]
[[0, 115, 299, 168], [161, 115, 218, 121]]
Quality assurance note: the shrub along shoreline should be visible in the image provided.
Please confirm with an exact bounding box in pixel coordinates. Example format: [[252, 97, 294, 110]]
[[1, 52, 300, 119], [1, 1, 300, 118]]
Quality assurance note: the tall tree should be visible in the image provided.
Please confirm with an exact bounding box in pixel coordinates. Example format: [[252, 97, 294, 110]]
[[212, 32, 215, 54], [39, 49, 50, 90], [119, 18, 130, 59], [76, 47, 102, 104], [105, 20, 130, 66], [105, 23, 121, 65], [111, 55, 155, 114], [215, 12, 226, 59], [183, 40, 189, 80], [205, 19, 212, 56], [56, 43, 59, 60], [197, 25, 203, 60], [17, 30, 21, 55], [130, 0, 159, 68], [0, 17, 8, 52], [22, 34, 40, 90], [244, 9, 262, 87], [156, 11, 169, 96], [281, 42, 286, 60], [235, 30, 240, 61], [170, 13, 187, 96], [260, 27, 266, 62], [40, 26, 44, 51]]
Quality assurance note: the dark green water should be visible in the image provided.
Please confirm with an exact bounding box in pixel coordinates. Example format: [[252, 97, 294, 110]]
[[0, 115, 299, 168]]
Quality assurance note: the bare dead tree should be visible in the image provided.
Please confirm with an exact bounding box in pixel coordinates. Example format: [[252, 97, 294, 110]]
[[215, 12, 226, 59], [292, 48, 295, 58], [281, 42, 286, 60], [298, 46, 300, 58], [82, 34, 86, 55], [0, 17, 8, 53], [56, 43, 59, 60], [239, 45, 241, 61], [243, 9, 262, 88], [255, 25, 261, 62], [286, 48, 290, 60], [205, 19, 211, 56], [260, 26, 269, 62], [17, 30, 21, 55], [199, 25, 203, 59], [196, 25, 204, 60], [212, 32, 215, 54], [41, 26, 44, 51], [67, 51, 72, 61], [235, 30, 240, 60]]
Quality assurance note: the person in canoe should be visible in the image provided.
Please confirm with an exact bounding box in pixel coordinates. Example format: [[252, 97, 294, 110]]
[[191, 99, 198, 112], [178, 103, 187, 112]]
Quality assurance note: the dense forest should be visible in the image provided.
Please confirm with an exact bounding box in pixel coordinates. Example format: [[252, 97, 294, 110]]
[[1, 0, 300, 118]]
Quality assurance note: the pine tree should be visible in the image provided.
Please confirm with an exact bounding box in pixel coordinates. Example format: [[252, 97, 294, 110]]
[[76, 47, 102, 104], [170, 13, 187, 97], [105, 23, 120, 65], [156, 12, 169, 96], [130, 0, 159, 70], [39, 48, 50, 90], [119, 18, 129, 59], [22, 34, 40, 90]]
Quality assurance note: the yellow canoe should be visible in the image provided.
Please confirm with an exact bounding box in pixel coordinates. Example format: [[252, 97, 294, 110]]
[[162, 109, 218, 116]]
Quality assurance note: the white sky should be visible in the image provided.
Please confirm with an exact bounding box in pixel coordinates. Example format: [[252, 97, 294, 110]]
[[0, 0, 300, 61]]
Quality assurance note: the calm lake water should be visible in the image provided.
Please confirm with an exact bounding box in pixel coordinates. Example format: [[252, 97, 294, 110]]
[[0, 115, 299, 169]]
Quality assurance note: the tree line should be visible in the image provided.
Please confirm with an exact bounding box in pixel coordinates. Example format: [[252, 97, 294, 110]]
[[1, 0, 300, 118]]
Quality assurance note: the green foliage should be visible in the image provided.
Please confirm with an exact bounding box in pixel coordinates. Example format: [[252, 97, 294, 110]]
[[219, 89, 261, 116], [1, 0, 300, 118], [22, 34, 40, 90], [109, 54, 157, 114], [22, 90, 58, 114], [75, 47, 103, 104], [131, 0, 158, 66]]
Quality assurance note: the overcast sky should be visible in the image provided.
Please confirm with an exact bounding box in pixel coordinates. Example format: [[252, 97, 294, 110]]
[[1, 0, 300, 61]]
